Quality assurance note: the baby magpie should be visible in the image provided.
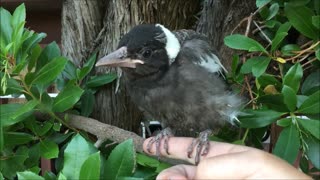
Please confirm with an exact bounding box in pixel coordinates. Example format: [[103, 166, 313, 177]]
[[96, 24, 243, 164]]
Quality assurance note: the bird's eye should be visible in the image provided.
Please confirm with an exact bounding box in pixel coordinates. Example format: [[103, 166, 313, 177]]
[[142, 49, 152, 58]]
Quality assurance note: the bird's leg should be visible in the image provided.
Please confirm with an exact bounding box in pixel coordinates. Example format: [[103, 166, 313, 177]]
[[146, 127, 173, 158], [187, 129, 212, 165]]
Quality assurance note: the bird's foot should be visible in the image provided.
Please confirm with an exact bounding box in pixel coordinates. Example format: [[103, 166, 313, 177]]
[[187, 129, 212, 165], [146, 127, 174, 159]]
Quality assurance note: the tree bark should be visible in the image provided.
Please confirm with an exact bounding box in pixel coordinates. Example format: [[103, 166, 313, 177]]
[[61, 0, 105, 67], [197, 0, 256, 70]]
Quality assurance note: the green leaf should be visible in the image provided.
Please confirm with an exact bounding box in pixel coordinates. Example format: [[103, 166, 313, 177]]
[[224, 34, 268, 54], [257, 74, 281, 89], [43, 171, 57, 180], [297, 118, 320, 139], [301, 70, 320, 95], [258, 94, 289, 112], [40, 140, 59, 159], [271, 22, 291, 52], [86, 74, 117, 88], [281, 85, 297, 112], [37, 42, 61, 70], [11, 4, 26, 28], [273, 124, 300, 164], [0, 103, 29, 127], [4, 132, 34, 147], [276, 118, 292, 127], [28, 44, 42, 71], [298, 90, 320, 114], [281, 44, 300, 56], [31, 57, 67, 85], [17, 171, 44, 180], [240, 56, 270, 76], [0, 76, 23, 95], [79, 152, 101, 180], [239, 109, 283, 128], [0, 146, 29, 179], [0, 126, 3, 151], [256, 0, 271, 8], [105, 139, 136, 180], [57, 173, 67, 180], [80, 91, 95, 117], [287, 0, 310, 6], [252, 57, 271, 77], [52, 83, 84, 112], [306, 137, 320, 169], [283, 63, 303, 93], [266, 3, 279, 20], [312, 15, 320, 29], [284, 4, 319, 40], [0, 7, 13, 44], [62, 134, 97, 179], [316, 47, 320, 60], [11, 100, 38, 120], [78, 53, 96, 80]]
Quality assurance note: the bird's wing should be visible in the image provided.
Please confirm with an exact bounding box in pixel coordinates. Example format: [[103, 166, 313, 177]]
[[173, 29, 227, 77]]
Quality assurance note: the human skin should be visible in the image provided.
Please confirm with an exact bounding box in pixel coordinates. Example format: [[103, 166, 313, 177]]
[[143, 137, 311, 179]]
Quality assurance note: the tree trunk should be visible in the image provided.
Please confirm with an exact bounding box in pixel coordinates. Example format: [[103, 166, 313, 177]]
[[197, 0, 256, 70]]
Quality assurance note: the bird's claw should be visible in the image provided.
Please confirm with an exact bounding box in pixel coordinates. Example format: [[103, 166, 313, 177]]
[[146, 127, 173, 159], [187, 129, 212, 165]]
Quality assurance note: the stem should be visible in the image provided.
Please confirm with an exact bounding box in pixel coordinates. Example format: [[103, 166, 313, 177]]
[[241, 128, 250, 143]]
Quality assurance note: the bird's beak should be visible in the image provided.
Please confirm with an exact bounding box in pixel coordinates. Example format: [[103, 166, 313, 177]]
[[95, 46, 144, 68]]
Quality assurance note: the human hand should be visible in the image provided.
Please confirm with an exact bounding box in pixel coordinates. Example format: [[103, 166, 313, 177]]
[[143, 137, 311, 179]]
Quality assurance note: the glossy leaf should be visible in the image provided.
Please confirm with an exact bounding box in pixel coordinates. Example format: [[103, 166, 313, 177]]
[[258, 94, 289, 112], [11, 100, 38, 120], [271, 22, 291, 51], [281, 44, 300, 56], [86, 74, 117, 88], [298, 90, 320, 114], [79, 152, 101, 180], [276, 118, 292, 127], [80, 91, 95, 117], [0, 103, 27, 127], [273, 124, 300, 164], [0, 7, 12, 44], [40, 140, 59, 159], [11, 4, 26, 28], [256, 0, 271, 8], [61, 134, 97, 179], [4, 132, 34, 147], [252, 56, 271, 77], [301, 70, 320, 95], [31, 57, 67, 85], [312, 15, 320, 29], [53, 83, 84, 112], [297, 118, 320, 139], [224, 34, 268, 54], [238, 109, 283, 128], [1, 146, 29, 179], [105, 139, 135, 179], [306, 137, 320, 169], [284, 4, 318, 39], [37, 42, 61, 70], [283, 63, 303, 93], [240, 56, 270, 76], [78, 53, 96, 80], [281, 85, 297, 112], [266, 3, 279, 20], [17, 171, 44, 180]]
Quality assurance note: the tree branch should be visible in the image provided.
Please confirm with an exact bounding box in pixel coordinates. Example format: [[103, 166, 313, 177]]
[[35, 112, 144, 153]]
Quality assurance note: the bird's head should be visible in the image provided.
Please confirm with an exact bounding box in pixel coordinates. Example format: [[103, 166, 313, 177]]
[[96, 24, 181, 80]]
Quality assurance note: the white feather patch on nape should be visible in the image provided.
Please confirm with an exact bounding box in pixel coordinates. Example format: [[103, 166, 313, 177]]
[[156, 24, 181, 62]]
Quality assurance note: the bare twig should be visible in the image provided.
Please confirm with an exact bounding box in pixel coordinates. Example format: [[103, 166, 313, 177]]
[[35, 112, 145, 152], [253, 20, 272, 44]]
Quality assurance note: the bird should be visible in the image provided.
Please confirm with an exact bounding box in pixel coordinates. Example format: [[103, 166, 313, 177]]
[[96, 24, 243, 164]]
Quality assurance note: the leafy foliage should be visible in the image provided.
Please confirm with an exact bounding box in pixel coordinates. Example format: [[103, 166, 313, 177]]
[[224, 0, 320, 175]]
